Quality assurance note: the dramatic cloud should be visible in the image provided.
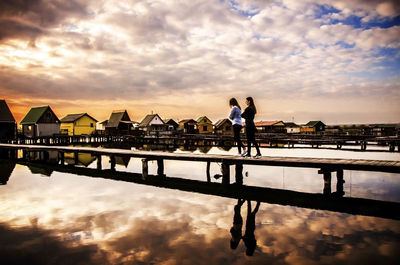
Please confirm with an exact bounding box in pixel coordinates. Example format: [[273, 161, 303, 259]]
[[0, 0, 399, 123]]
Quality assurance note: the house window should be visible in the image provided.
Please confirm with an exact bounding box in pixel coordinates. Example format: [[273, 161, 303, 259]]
[[28, 125, 32, 130], [90, 123, 94, 127], [203, 126, 207, 131]]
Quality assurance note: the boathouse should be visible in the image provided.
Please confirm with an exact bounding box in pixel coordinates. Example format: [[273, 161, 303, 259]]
[[179, 119, 198, 134], [284, 122, 300, 134], [214, 119, 232, 134], [60, 113, 97, 136], [139, 114, 169, 135], [301, 121, 326, 134], [196, 116, 213, 134], [165, 119, 179, 131], [255, 121, 286, 133], [105, 110, 132, 135], [0, 100, 17, 141], [20, 106, 60, 138]]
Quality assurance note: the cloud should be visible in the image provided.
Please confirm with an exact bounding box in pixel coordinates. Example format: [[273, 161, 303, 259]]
[[0, 0, 399, 124]]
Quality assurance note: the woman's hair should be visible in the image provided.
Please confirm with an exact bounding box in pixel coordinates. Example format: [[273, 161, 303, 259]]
[[246, 97, 256, 114], [229, 98, 241, 110]]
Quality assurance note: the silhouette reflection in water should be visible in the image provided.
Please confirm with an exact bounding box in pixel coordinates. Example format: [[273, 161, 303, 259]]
[[243, 200, 260, 256], [230, 199, 261, 256], [230, 199, 245, 249]]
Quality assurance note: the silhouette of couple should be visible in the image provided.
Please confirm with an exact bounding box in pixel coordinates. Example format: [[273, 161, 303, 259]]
[[230, 199, 260, 256]]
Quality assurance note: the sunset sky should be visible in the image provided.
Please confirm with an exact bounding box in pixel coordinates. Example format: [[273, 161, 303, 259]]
[[1, 0, 399, 124]]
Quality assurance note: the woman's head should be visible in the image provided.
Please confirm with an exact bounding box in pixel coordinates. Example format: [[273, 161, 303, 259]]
[[246, 97, 256, 113], [229, 98, 241, 110]]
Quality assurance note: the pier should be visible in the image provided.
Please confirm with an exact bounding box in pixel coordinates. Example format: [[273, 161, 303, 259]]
[[1, 143, 399, 184]]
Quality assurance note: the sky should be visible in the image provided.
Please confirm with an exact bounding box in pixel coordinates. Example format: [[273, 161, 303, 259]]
[[0, 0, 399, 125]]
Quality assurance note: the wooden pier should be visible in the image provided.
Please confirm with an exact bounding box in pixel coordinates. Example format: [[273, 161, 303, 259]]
[[4, 133, 400, 152]]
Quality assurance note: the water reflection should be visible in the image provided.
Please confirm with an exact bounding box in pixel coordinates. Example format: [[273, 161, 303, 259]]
[[0, 159, 15, 185], [229, 199, 261, 256], [0, 154, 399, 264], [64, 152, 96, 167]]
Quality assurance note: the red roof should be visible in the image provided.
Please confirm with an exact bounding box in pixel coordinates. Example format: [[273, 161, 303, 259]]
[[255, 120, 282, 126]]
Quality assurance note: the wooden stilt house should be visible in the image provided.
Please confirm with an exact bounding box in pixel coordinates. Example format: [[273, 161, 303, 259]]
[[0, 100, 17, 141], [196, 116, 213, 134], [60, 113, 97, 136], [105, 110, 132, 135], [20, 106, 60, 138]]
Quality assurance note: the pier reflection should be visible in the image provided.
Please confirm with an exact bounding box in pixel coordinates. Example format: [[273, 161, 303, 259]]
[[11, 159, 400, 220]]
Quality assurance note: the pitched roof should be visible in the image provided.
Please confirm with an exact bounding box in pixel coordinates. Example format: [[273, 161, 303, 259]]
[[139, 114, 165, 127], [0, 100, 15, 122], [20, 106, 57, 124], [60, 113, 97, 123], [165, 119, 178, 127], [255, 120, 283, 126], [106, 110, 130, 128], [196, 116, 212, 123], [214, 118, 231, 129], [179, 119, 197, 124], [305, 121, 325, 127], [284, 122, 299, 127]]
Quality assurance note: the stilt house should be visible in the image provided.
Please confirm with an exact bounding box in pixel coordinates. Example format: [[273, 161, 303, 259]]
[[196, 116, 214, 134], [20, 106, 60, 138], [105, 110, 132, 135], [0, 100, 17, 141], [60, 113, 97, 136]]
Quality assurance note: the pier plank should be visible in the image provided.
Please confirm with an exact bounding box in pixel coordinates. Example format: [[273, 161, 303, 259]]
[[0, 143, 399, 173]]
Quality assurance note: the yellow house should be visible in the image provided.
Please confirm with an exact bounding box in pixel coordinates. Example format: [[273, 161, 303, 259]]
[[60, 113, 97, 136], [196, 116, 213, 134]]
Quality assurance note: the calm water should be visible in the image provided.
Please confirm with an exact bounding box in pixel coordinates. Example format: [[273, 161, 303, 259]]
[[1, 145, 400, 265]]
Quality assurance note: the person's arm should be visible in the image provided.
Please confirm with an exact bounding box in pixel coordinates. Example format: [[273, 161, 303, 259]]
[[229, 107, 235, 120]]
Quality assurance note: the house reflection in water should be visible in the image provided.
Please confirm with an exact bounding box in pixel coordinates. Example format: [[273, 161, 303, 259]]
[[64, 152, 96, 167], [0, 159, 15, 185], [115, 156, 130, 168]]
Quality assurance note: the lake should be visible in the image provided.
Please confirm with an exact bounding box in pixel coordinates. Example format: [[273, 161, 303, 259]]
[[0, 145, 399, 265]]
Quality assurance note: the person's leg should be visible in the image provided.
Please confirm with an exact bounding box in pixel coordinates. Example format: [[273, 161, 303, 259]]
[[234, 125, 242, 153], [246, 127, 254, 156]]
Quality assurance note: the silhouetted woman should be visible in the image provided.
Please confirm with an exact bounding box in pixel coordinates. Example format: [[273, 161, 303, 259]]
[[241, 97, 261, 158], [229, 98, 245, 156], [243, 200, 260, 256], [230, 199, 245, 249]]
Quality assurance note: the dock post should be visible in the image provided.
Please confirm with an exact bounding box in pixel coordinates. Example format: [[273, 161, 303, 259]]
[[206, 161, 211, 182], [221, 162, 230, 185], [74, 151, 79, 165], [59, 151, 64, 165], [336, 169, 344, 196], [157, 159, 165, 177], [318, 168, 332, 195], [110, 155, 116, 171], [142, 158, 148, 180], [235, 163, 243, 185], [97, 155, 102, 170]]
